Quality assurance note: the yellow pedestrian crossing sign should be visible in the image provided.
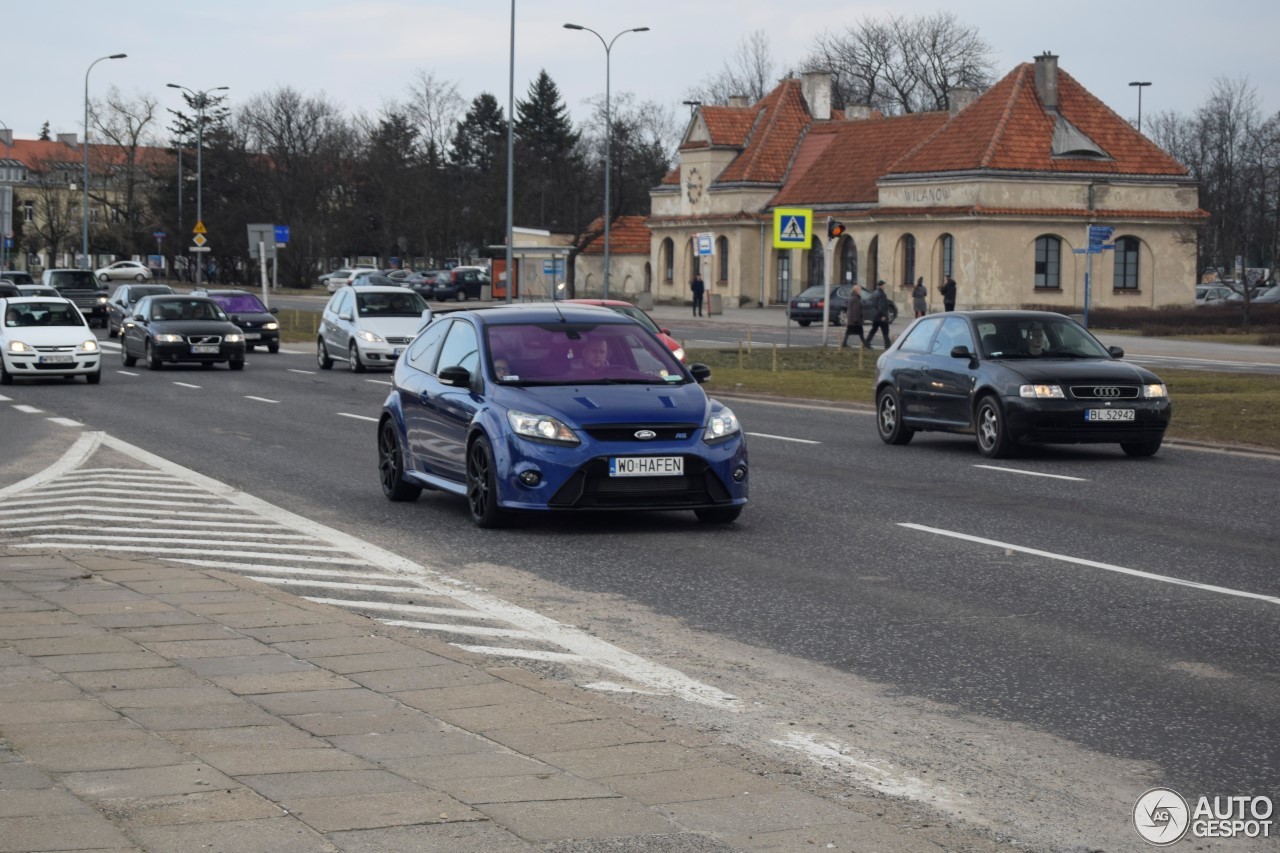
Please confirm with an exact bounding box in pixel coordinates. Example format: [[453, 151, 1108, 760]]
[[772, 208, 812, 249], [193, 220, 207, 235]]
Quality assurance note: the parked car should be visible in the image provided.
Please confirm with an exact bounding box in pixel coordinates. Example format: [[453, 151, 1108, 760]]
[[376, 303, 748, 527], [788, 284, 898, 326], [873, 310, 1170, 458], [94, 260, 152, 283], [564, 298, 685, 362], [350, 271, 400, 288], [1250, 284, 1280, 304], [119, 295, 246, 370], [106, 284, 175, 338], [0, 271, 36, 287], [317, 285, 432, 372], [193, 288, 280, 353], [386, 269, 427, 287], [1195, 284, 1239, 306], [411, 271, 450, 300], [0, 282, 17, 299], [323, 265, 377, 293], [41, 269, 110, 328], [0, 296, 102, 384], [433, 266, 489, 302]]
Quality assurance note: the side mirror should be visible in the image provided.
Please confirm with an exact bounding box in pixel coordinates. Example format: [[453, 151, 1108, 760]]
[[1108, 345, 1125, 359], [132, 313, 145, 322], [268, 306, 278, 314], [338, 312, 353, 322], [951, 345, 979, 367], [688, 363, 712, 384], [230, 314, 241, 323], [420, 308, 434, 324], [438, 365, 471, 387]]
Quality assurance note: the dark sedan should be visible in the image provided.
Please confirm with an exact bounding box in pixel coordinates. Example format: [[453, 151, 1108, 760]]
[[106, 284, 175, 338], [120, 295, 246, 370], [788, 284, 897, 326], [873, 311, 1171, 458], [195, 288, 280, 353]]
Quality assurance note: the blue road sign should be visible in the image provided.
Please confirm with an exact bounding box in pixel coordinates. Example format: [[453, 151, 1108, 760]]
[[274, 225, 290, 244], [1088, 225, 1114, 249]]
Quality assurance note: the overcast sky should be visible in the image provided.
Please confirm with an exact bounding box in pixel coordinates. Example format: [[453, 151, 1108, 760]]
[[8, 1, 1279, 143]]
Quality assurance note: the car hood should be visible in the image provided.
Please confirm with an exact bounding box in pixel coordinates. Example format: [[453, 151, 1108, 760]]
[[358, 316, 426, 337], [225, 311, 274, 324], [999, 358, 1162, 385], [496, 381, 713, 426], [2, 326, 94, 346], [145, 320, 243, 336]]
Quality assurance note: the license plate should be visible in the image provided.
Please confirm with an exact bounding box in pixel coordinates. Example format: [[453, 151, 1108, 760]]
[[244, 332, 261, 340], [190, 344, 219, 354], [1085, 409, 1135, 422], [609, 456, 684, 477], [796, 302, 811, 308], [392, 348, 403, 357], [39, 355, 74, 364]]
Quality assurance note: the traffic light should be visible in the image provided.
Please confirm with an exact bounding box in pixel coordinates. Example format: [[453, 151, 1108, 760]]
[[827, 216, 846, 240]]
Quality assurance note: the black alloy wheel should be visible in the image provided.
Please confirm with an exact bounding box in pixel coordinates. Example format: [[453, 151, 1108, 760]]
[[267, 342, 280, 354], [975, 395, 1012, 458], [466, 435, 509, 528], [317, 338, 333, 369], [379, 420, 422, 501], [229, 358, 245, 371], [876, 387, 914, 445]]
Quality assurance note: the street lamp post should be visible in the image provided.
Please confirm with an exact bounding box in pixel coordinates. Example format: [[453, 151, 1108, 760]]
[[82, 53, 126, 271], [563, 22, 649, 299], [1129, 81, 1152, 133], [167, 83, 228, 285]]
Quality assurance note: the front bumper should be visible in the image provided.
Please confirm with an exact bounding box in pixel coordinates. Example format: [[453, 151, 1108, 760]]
[[150, 341, 246, 364], [1002, 396, 1172, 444], [2, 350, 101, 377]]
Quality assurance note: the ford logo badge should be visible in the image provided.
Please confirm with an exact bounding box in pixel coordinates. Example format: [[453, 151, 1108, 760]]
[[634, 429, 657, 440]]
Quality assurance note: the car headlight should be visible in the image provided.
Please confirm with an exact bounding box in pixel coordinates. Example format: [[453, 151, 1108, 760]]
[[153, 333, 184, 343], [1019, 384, 1065, 399], [263, 322, 279, 331], [1143, 383, 1168, 399], [507, 410, 580, 445], [224, 333, 245, 343], [78, 339, 99, 352], [703, 406, 741, 442], [6, 340, 32, 353], [357, 330, 385, 344], [96, 295, 108, 304]]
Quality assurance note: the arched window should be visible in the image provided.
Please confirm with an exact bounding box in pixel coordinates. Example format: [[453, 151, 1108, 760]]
[[775, 253, 792, 302], [661, 238, 674, 283], [867, 236, 879, 285], [1113, 236, 1140, 290], [716, 236, 729, 282], [644, 262, 652, 293], [940, 234, 955, 278], [901, 234, 916, 286], [840, 236, 858, 284], [808, 240, 824, 287], [1035, 235, 1061, 289]]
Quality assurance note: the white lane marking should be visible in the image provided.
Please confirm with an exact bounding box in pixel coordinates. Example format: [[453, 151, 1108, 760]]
[[901, 523, 1280, 606], [12, 543, 367, 564], [307, 597, 494, 621], [26, 533, 343, 550], [1130, 353, 1280, 370], [13, 404, 42, 414], [337, 412, 378, 423], [0, 432, 100, 500], [279, 349, 307, 355], [451, 645, 586, 664], [0, 516, 284, 530], [287, 368, 315, 375], [177, 563, 405, 581], [245, 396, 279, 404], [48, 417, 84, 428], [381, 619, 538, 640], [4, 496, 233, 510], [365, 379, 393, 386], [117, 370, 139, 376], [973, 465, 1088, 482], [16, 526, 314, 540], [250, 578, 416, 594], [173, 382, 201, 389], [746, 432, 821, 444], [0, 394, 9, 401], [25, 484, 208, 496]]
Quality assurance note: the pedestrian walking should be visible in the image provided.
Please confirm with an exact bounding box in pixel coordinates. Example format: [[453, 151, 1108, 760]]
[[866, 280, 892, 348], [912, 276, 927, 318], [939, 275, 957, 312], [690, 273, 705, 317], [841, 283, 867, 349]]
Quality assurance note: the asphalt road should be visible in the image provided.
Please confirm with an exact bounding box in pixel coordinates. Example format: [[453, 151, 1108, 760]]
[[2, 331, 1277, 850]]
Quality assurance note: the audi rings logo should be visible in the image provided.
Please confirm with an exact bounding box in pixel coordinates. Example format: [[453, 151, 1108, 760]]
[[634, 430, 657, 440], [1092, 386, 1122, 398], [1134, 788, 1190, 845]]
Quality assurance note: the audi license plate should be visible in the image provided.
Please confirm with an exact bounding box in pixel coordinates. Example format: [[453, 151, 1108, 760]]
[[38, 355, 74, 364], [190, 344, 219, 354], [610, 456, 683, 477], [1085, 409, 1135, 422]]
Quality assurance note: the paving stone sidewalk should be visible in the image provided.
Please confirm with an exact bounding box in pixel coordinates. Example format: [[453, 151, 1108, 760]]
[[0, 551, 962, 853]]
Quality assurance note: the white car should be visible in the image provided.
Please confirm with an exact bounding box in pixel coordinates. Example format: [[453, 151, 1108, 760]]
[[323, 265, 378, 293], [95, 260, 152, 283], [316, 285, 432, 372], [1, 296, 102, 384]]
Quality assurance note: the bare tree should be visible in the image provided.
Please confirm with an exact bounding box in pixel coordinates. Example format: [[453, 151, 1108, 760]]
[[90, 88, 162, 256], [404, 70, 465, 159], [21, 155, 80, 266], [686, 30, 778, 106]]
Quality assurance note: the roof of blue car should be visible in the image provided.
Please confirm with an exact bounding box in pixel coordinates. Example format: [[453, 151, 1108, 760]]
[[461, 303, 632, 326]]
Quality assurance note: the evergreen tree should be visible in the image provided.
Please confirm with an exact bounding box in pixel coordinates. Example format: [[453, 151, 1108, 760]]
[[449, 93, 508, 253], [39, 122, 51, 141], [515, 70, 582, 230]]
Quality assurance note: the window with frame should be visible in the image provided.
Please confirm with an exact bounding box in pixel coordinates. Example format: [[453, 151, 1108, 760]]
[[901, 234, 916, 286], [23, 201, 34, 222], [716, 236, 729, 282], [1113, 236, 1139, 290], [1035, 235, 1061, 289], [840, 236, 858, 284], [407, 318, 450, 373], [940, 234, 954, 278], [437, 320, 479, 374], [661, 238, 674, 283], [899, 316, 943, 353]]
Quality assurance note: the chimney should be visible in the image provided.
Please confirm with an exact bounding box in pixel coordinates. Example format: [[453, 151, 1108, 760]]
[[0, 129, 12, 147], [844, 104, 872, 121], [57, 132, 79, 148], [949, 87, 978, 117], [1034, 52, 1059, 112], [727, 95, 750, 108], [801, 71, 832, 121]]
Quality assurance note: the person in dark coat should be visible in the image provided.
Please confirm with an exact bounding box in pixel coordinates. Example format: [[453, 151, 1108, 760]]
[[865, 280, 891, 348], [940, 275, 957, 312], [841, 284, 866, 349], [690, 273, 705, 316], [912, 276, 927, 317]]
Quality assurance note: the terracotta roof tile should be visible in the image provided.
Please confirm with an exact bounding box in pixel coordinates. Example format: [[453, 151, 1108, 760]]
[[699, 106, 757, 147], [715, 79, 811, 186], [577, 215, 651, 255], [6, 137, 173, 172]]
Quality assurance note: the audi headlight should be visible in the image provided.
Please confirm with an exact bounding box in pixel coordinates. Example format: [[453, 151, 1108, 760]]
[[263, 322, 280, 331], [6, 340, 32, 353], [703, 407, 741, 443], [1019, 384, 1064, 399], [357, 330, 385, 344], [1143, 383, 1168, 399], [507, 410, 579, 445], [224, 333, 245, 343], [153, 333, 184, 343], [78, 339, 99, 352]]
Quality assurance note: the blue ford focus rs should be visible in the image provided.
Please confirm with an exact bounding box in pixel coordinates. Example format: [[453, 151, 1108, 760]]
[[378, 304, 748, 528]]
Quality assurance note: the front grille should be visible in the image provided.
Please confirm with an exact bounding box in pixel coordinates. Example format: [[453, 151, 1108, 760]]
[[548, 456, 732, 509], [186, 335, 222, 345], [385, 336, 413, 345], [1069, 385, 1140, 400], [581, 423, 699, 442], [34, 345, 75, 353]]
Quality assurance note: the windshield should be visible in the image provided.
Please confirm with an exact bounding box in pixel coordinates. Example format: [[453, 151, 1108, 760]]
[[486, 322, 686, 385], [47, 270, 98, 290], [606, 305, 660, 334], [4, 301, 84, 327], [126, 286, 172, 304], [794, 286, 829, 300], [149, 299, 227, 322], [211, 293, 267, 313], [975, 316, 1111, 359], [356, 291, 427, 317]]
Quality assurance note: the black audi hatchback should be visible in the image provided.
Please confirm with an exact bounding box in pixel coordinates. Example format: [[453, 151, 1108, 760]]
[[120, 295, 246, 370], [873, 311, 1171, 458]]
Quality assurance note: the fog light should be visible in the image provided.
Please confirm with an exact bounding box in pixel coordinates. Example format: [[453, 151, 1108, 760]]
[[519, 470, 542, 486], [732, 466, 747, 482]]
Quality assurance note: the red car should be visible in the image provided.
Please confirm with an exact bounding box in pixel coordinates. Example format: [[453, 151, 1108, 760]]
[[564, 299, 685, 362]]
